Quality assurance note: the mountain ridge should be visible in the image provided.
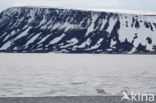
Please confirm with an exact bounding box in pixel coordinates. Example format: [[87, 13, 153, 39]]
[[4, 6, 156, 15], [0, 7, 156, 54]]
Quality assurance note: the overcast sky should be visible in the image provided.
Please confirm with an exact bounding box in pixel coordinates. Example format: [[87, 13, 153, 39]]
[[0, 0, 156, 12]]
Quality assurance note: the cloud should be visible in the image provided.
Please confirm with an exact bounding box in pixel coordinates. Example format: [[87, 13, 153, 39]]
[[0, 0, 156, 11], [0, 0, 120, 9]]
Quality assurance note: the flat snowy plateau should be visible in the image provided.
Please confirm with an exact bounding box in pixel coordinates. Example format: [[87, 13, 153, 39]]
[[0, 53, 156, 97]]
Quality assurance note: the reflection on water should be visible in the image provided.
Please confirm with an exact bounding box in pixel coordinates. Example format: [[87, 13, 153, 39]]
[[0, 54, 156, 97]]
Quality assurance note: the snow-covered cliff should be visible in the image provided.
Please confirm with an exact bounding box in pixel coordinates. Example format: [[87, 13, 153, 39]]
[[0, 7, 156, 53]]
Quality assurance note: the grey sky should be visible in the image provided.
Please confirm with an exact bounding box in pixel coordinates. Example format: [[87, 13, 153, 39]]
[[0, 0, 156, 12]]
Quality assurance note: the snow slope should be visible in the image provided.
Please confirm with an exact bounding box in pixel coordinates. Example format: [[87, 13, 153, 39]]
[[0, 7, 156, 53]]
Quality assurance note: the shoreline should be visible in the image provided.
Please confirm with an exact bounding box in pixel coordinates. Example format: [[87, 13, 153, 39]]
[[0, 52, 156, 55], [0, 96, 155, 103]]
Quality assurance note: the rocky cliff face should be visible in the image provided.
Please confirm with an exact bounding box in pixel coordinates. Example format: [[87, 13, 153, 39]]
[[0, 7, 156, 53]]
